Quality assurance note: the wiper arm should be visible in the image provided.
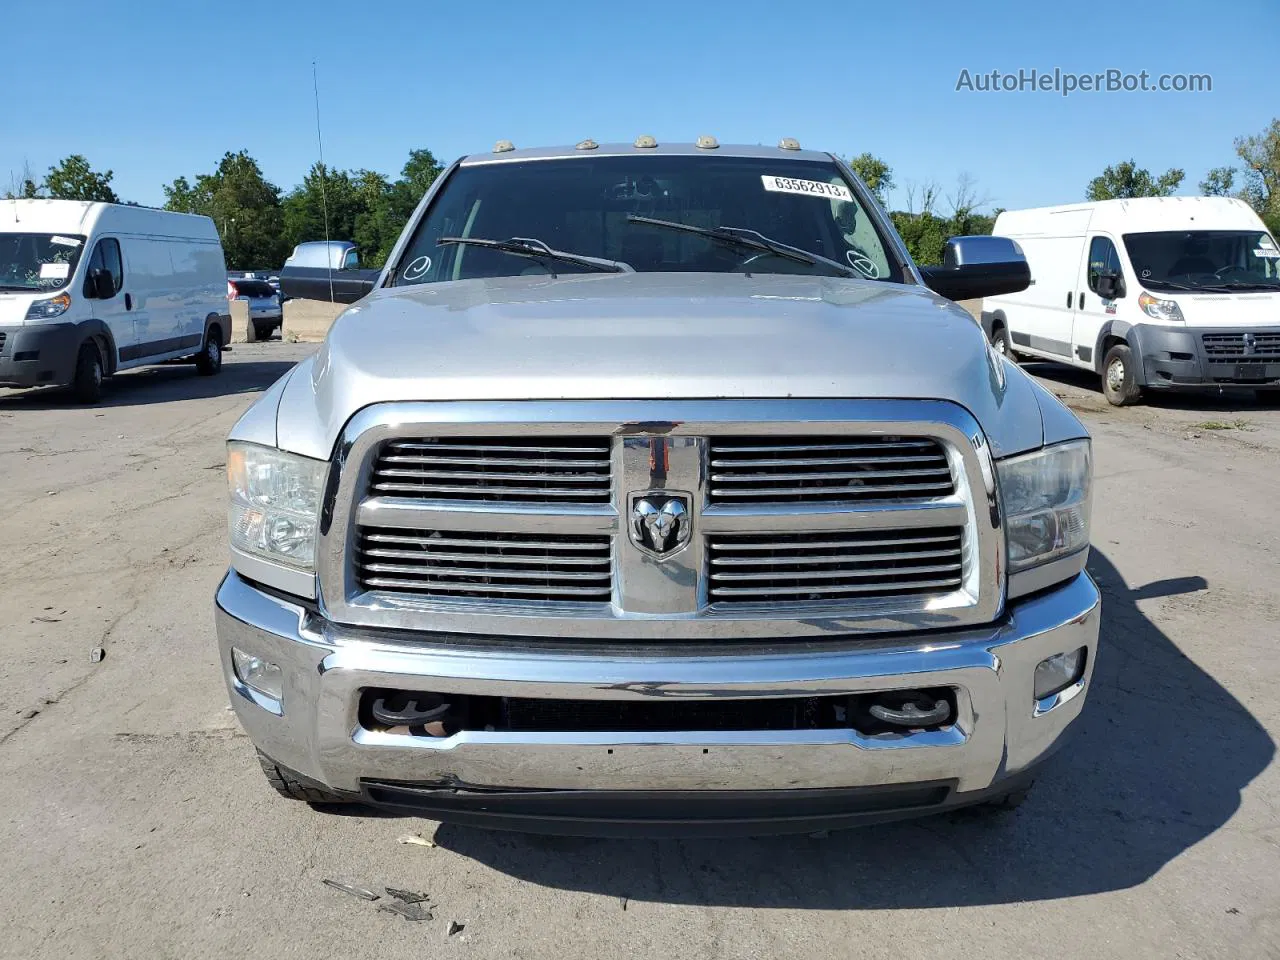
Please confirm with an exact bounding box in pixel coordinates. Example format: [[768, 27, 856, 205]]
[[0, 284, 38, 291], [1142, 278, 1202, 291], [1205, 280, 1280, 291], [437, 236, 632, 277], [627, 215, 858, 278]]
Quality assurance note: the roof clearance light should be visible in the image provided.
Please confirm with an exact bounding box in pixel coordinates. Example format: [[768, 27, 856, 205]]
[[778, 137, 801, 151], [576, 138, 599, 150], [634, 135, 658, 149], [493, 140, 515, 153], [695, 135, 719, 149]]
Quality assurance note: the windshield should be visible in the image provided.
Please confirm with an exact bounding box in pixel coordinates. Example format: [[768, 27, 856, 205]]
[[0, 233, 86, 293], [1123, 230, 1280, 291], [393, 155, 901, 285]]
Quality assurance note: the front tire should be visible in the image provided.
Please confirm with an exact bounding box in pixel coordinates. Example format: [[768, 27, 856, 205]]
[[256, 749, 352, 804], [196, 326, 223, 376], [1101, 343, 1141, 406], [71, 340, 104, 404]]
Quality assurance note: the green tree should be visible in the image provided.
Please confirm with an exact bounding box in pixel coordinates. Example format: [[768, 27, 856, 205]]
[[1234, 118, 1280, 227], [164, 151, 287, 269], [846, 152, 894, 205], [1085, 160, 1184, 201], [43, 155, 119, 202], [1199, 166, 1237, 197]]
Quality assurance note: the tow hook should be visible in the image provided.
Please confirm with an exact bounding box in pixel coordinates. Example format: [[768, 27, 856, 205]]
[[867, 692, 952, 729], [370, 695, 454, 737]]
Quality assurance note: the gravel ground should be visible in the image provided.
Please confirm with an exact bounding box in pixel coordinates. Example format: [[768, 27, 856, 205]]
[[1, 343, 1277, 959]]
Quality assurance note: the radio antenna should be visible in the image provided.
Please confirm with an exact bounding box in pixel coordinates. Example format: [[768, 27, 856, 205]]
[[312, 60, 335, 304]]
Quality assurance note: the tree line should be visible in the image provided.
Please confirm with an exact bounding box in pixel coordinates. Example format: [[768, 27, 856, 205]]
[[7, 116, 1279, 269]]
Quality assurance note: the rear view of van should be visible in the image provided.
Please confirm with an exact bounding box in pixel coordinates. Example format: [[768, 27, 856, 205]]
[[981, 196, 1280, 405], [0, 199, 230, 402]]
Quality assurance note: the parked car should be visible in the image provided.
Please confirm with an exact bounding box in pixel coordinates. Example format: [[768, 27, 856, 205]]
[[0, 200, 228, 402], [216, 138, 1098, 835], [279, 240, 380, 304], [982, 196, 1280, 405], [227, 276, 282, 340]]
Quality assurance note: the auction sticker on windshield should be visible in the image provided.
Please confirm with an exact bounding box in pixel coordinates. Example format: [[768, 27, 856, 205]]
[[761, 175, 852, 201], [39, 262, 70, 280]]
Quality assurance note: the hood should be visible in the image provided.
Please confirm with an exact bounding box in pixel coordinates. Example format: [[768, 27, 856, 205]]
[[274, 272, 1051, 459], [1172, 290, 1280, 327]]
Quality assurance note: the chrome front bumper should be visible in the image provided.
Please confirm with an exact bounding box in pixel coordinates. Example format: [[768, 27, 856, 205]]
[[215, 571, 1100, 823]]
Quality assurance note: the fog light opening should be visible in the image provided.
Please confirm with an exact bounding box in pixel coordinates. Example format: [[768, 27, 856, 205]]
[[1034, 647, 1087, 701], [231, 647, 283, 701]]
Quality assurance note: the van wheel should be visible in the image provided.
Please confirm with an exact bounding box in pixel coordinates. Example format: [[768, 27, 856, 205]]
[[990, 323, 1017, 363], [1101, 343, 1141, 406], [253, 321, 275, 341], [196, 327, 223, 376], [71, 340, 104, 404]]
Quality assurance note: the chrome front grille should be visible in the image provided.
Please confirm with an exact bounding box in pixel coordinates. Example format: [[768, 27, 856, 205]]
[[371, 437, 611, 503], [323, 400, 1000, 639], [708, 436, 954, 503], [708, 528, 964, 603], [355, 527, 612, 601], [1203, 332, 1280, 363]]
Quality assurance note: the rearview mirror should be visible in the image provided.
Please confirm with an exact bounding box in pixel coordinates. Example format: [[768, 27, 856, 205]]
[[919, 236, 1031, 302]]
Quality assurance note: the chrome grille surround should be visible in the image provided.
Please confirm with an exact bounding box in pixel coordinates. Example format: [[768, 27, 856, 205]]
[[317, 400, 1003, 640]]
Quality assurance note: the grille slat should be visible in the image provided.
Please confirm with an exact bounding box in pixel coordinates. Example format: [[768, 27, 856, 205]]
[[708, 436, 954, 505], [1202, 332, 1280, 362], [708, 528, 964, 605], [372, 437, 611, 504], [356, 526, 612, 602]]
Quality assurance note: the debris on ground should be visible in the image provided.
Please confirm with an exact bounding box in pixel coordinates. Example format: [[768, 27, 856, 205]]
[[322, 879, 381, 902], [446, 920, 465, 937], [386, 887, 431, 904], [397, 833, 436, 847], [378, 899, 434, 921], [89, 648, 106, 663]]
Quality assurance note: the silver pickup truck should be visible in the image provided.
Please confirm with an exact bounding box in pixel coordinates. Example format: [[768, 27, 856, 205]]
[[215, 139, 1098, 835]]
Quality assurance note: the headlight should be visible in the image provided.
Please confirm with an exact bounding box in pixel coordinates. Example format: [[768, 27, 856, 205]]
[[227, 442, 327, 570], [997, 439, 1091, 572], [1138, 292, 1184, 322], [25, 293, 71, 320]]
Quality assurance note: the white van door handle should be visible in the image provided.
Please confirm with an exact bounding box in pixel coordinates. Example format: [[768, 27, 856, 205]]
[[124, 293, 133, 311]]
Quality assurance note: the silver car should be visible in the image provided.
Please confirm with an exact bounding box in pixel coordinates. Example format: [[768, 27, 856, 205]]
[[215, 139, 1098, 835], [227, 276, 281, 340]]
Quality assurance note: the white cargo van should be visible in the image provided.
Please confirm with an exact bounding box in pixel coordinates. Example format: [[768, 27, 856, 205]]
[[0, 199, 229, 402], [981, 196, 1280, 405]]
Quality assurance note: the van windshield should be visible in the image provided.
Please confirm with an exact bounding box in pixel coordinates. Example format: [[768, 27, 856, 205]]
[[1123, 230, 1280, 291], [0, 233, 87, 293], [392, 155, 900, 285]]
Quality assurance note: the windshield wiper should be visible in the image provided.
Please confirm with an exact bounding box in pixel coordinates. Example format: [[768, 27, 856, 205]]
[[1203, 280, 1280, 291], [436, 236, 632, 277], [627, 215, 858, 278], [1142, 278, 1202, 291]]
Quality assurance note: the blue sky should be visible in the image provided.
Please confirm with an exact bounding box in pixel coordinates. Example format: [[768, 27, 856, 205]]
[[4, 0, 1273, 213]]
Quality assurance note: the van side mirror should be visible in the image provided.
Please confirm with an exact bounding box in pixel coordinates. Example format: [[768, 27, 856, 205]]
[[919, 236, 1031, 302], [1095, 273, 1125, 299], [88, 268, 115, 300]]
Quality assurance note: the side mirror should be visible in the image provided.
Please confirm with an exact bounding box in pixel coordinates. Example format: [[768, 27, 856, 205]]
[[1095, 273, 1125, 299], [919, 236, 1031, 302], [88, 268, 115, 300]]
